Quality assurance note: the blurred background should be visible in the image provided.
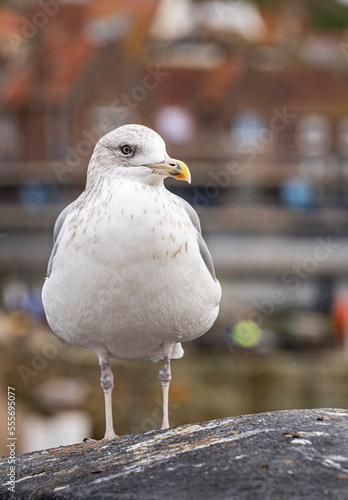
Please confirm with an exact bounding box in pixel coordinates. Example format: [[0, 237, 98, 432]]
[[1, 0, 348, 454]]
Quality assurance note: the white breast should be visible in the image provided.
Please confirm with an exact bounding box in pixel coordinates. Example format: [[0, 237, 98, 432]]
[[42, 179, 221, 361]]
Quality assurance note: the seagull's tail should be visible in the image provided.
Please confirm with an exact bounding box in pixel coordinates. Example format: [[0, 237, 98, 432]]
[[150, 342, 184, 362]]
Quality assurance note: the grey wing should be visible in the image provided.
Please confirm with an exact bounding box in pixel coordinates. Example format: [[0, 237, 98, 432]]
[[174, 195, 202, 233], [197, 231, 217, 281], [47, 202, 74, 278], [173, 194, 217, 281]]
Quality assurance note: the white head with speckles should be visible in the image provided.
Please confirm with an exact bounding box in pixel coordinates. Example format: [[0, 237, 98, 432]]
[[87, 124, 191, 185]]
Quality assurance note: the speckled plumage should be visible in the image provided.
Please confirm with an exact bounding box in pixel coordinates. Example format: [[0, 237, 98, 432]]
[[42, 124, 221, 437]]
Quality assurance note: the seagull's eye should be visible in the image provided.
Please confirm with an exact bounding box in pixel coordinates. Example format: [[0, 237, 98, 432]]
[[120, 144, 132, 155]]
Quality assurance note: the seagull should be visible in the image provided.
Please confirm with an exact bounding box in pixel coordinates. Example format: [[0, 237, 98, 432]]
[[42, 124, 221, 439]]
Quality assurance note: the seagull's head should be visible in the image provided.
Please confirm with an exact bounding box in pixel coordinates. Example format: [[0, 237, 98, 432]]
[[91, 124, 191, 184]]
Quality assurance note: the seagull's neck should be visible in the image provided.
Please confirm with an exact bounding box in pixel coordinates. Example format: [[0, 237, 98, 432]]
[[86, 148, 117, 187]]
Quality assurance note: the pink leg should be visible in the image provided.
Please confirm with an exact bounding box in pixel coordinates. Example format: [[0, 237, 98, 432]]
[[100, 360, 117, 439], [158, 356, 172, 429]]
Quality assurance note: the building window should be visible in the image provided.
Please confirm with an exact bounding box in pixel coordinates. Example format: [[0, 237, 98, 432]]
[[88, 105, 136, 134], [337, 118, 348, 157], [295, 114, 332, 157], [154, 105, 195, 144], [232, 111, 264, 147], [0, 113, 23, 160]]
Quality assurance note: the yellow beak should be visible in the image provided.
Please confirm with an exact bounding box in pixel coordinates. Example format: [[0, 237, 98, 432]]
[[146, 157, 191, 183]]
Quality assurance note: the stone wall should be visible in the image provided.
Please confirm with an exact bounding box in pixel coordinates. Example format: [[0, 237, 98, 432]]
[[1, 408, 348, 499]]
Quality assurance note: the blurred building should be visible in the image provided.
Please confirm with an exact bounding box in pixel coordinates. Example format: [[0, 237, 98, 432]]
[[1, 0, 348, 335]]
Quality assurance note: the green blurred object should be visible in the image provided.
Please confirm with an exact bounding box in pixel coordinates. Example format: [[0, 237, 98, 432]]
[[232, 320, 262, 348]]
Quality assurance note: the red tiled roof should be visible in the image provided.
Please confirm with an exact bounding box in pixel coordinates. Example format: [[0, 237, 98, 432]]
[[0, 6, 22, 39], [40, 39, 97, 104], [2, 0, 348, 117], [1, 0, 157, 108], [1, 66, 35, 108]]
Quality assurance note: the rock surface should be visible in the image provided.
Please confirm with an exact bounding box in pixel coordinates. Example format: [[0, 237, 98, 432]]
[[1, 408, 348, 500]]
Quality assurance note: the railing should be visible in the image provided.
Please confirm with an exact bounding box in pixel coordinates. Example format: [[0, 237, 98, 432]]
[[1, 202, 347, 236], [1, 154, 347, 187]]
